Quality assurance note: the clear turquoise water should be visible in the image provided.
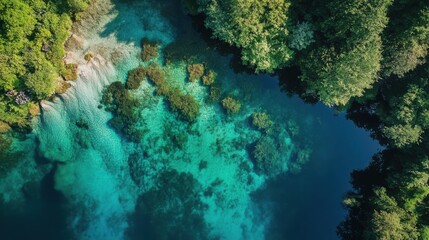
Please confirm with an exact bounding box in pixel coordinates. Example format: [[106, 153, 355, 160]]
[[0, 1, 380, 239]]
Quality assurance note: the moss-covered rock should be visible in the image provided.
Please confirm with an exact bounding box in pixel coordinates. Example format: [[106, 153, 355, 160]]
[[55, 80, 72, 94], [84, 52, 94, 62], [221, 96, 241, 114], [202, 69, 216, 86], [187, 63, 204, 82], [141, 38, 159, 62], [252, 112, 273, 131]]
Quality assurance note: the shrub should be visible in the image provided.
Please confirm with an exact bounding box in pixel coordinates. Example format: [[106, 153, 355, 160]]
[[289, 22, 315, 51], [56, 80, 72, 94], [0, 122, 11, 133], [126, 66, 147, 89], [187, 63, 204, 82], [84, 52, 94, 61], [141, 38, 159, 62], [202, 70, 216, 85], [221, 97, 241, 114], [252, 112, 273, 131], [63, 63, 78, 81]]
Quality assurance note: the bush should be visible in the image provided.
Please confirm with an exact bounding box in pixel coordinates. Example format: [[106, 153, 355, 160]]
[[221, 96, 241, 114], [187, 63, 204, 82], [63, 63, 78, 81], [202, 69, 216, 85], [56, 80, 72, 94], [126, 66, 147, 89], [252, 112, 273, 131], [0, 122, 11, 133], [141, 38, 159, 62]]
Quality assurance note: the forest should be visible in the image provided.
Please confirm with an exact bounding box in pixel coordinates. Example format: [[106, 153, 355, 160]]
[[0, 0, 428, 239], [190, 0, 429, 239]]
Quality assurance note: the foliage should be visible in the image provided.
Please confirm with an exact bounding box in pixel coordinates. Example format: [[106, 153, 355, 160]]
[[0, 0, 91, 126], [299, 0, 392, 106], [382, 124, 422, 148], [340, 61, 429, 240], [382, 1, 429, 77], [202, 69, 216, 86], [63, 63, 78, 81], [141, 38, 159, 62], [221, 97, 241, 115], [187, 63, 204, 82], [0, 122, 11, 133], [289, 22, 315, 51], [251, 112, 273, 131], [198, 0, 293, 72]]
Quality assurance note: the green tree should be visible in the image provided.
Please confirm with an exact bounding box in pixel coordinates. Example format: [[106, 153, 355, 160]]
[[198, 0, 293, 72], [382, 1, 429, 77], [300, 0, 392, 106]]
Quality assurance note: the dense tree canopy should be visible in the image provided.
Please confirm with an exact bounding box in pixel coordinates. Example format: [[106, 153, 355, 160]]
[[382, 0, 429, 77], [299, 0, 392, 106], [0, 0, 89, 127], [198, 0, 294, 72]]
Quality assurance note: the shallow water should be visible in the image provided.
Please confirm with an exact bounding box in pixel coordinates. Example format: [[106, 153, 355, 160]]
[[0, 0, 380, 239]]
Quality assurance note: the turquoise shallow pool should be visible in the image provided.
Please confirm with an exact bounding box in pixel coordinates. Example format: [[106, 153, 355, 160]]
[[0, 1, 380, 239]]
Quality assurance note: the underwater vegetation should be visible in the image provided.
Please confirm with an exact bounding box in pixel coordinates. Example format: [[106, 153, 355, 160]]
[[101, 81, 142, 142], [202, 70, 216, 86], [252, 112, 274, 132], [141, 38, 159, 62], [221, 97, 241, 115], [127, 169, 212, 240], [126, 66, 148, 90], [187, 63, 205, 82]]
